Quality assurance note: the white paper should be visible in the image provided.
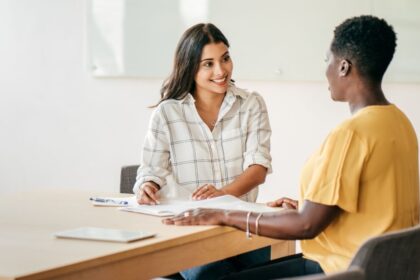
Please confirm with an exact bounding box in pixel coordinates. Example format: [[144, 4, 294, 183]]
[[119, 195, 281, 217]]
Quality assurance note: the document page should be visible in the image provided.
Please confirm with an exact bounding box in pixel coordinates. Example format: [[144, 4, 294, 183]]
[[119, 195, 281, 217]]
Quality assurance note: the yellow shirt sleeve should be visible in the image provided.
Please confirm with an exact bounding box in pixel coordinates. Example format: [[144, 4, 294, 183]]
[[303, 128, 368, 213]]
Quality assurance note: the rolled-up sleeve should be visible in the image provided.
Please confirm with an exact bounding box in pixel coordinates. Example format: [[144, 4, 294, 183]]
[[133, 108, 171, 195], [243, 93, 272, 173]]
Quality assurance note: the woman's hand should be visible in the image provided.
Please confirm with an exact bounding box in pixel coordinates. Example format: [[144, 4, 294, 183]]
[[267, 197, 298, 209], [162, 208, 226, 226], [137, 181, 160, 205], [192, 184, 226, 200]]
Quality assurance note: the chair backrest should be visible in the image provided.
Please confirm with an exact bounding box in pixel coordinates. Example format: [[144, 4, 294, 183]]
[[120, 165, 139, 194], [281, 268, 364, 280], [349, 225, 420, 280]]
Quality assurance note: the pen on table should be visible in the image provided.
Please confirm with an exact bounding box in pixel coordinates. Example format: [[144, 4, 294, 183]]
[[89, 197, 129, 206]]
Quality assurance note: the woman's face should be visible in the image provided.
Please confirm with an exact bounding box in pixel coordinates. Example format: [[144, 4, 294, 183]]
[[194, 42, 233, 96]]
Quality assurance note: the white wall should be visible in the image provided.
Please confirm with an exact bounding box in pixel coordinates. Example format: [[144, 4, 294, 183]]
[[1, 1, 420, 202]]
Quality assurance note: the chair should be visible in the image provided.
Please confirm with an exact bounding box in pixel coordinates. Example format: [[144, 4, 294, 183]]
[[282, 225, 420, 280], [282, 268, 364, 280], [120, 165, 139, 193], [348, 224, 420, 280]]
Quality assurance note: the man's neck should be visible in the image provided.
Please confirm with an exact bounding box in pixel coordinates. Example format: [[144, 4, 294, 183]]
[[348, 81, 389, 114]]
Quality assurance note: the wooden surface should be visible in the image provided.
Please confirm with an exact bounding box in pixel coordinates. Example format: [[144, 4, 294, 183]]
[[0, 190, 294, 280]]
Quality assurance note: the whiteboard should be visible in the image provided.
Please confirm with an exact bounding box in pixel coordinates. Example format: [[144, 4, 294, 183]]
[[87, 0, 420, 82]]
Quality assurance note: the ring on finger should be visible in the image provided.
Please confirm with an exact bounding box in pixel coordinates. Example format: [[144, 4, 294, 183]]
[[184, 212, 191, 217]]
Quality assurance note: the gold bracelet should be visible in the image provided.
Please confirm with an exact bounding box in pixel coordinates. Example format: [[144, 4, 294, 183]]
[[246, 211, 253, 239], [255, 213, 263, 236]]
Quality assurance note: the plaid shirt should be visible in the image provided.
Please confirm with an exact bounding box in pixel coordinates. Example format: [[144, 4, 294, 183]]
[[133, 85, 272, 202]]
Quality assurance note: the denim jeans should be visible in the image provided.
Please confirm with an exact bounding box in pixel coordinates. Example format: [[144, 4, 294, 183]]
[[180, 246, 271, 280], [222, 253, 324, 280]]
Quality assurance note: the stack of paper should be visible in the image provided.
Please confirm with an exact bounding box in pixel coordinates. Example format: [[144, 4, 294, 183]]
[[119, 195, 280, 217]]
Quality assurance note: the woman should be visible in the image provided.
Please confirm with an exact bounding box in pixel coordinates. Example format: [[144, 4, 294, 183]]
[[134, 23, 271, 204], [134, 23, 272, 279], [163, 16, 419, 279]]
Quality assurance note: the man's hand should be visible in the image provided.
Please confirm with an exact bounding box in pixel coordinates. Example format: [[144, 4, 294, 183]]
[[267, 197, 298, 209]]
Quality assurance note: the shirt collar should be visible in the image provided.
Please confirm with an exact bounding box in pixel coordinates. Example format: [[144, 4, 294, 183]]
[[227, 83, 247, 99], [179, 93, 195, 104]]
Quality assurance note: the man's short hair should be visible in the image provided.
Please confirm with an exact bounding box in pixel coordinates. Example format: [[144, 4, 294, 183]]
[[331, 15, 397, 82]]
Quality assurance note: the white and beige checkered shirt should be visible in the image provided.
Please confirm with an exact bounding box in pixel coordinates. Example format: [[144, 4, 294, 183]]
[[133, 85, 272, 202]]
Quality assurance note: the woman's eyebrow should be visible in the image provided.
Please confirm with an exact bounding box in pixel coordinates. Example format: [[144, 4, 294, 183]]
[[200, 51, 230, 62], [221, 51, 230, 58]]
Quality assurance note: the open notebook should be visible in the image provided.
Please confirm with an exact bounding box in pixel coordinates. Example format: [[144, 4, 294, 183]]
[[90, 195, 281, 217]]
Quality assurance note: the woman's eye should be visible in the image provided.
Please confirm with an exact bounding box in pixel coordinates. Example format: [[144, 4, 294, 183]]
[[223, 55, 231, 62], [203, 62, 213, 68]]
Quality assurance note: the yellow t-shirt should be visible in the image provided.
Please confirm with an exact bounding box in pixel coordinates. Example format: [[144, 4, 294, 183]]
[[300, 104, 419, 273]]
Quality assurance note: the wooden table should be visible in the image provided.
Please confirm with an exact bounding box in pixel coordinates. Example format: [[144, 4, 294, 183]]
[[0, 190, 294, 280]]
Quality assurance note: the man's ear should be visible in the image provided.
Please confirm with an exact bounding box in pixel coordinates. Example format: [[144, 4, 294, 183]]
[[339, 60, 351, 77]]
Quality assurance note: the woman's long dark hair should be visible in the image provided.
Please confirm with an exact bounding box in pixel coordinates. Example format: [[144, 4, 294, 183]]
[[156, 23, 230, 106]]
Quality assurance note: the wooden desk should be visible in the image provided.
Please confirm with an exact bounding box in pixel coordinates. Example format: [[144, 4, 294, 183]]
[[0, 190, 294, 280]]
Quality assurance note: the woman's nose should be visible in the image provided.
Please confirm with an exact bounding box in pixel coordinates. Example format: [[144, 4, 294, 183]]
[[214, 62, 226, 76]]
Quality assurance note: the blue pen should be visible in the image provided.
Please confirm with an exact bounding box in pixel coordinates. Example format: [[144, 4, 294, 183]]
[[89, 197, 128, 205]]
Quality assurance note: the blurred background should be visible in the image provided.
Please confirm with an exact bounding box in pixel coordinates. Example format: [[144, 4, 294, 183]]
[[1, 0, 419, 202]]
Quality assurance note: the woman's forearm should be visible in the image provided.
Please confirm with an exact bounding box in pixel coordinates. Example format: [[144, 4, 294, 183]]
[[222, 165, 267, 197]]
